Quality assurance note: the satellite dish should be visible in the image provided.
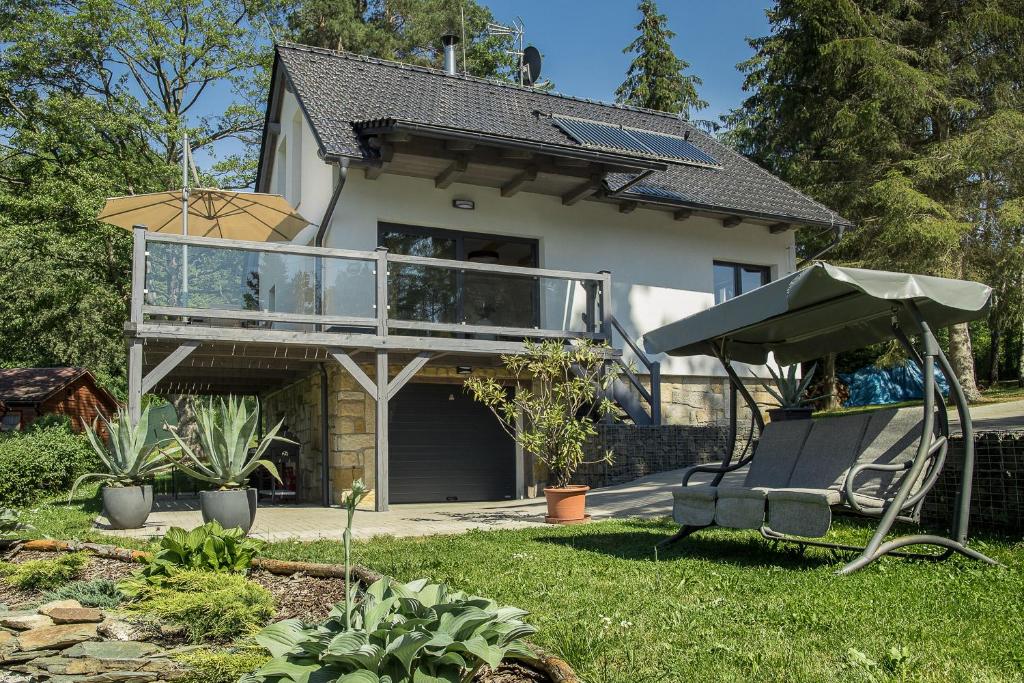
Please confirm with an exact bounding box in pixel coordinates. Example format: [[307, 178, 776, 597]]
[[522, 46, 542, 86]]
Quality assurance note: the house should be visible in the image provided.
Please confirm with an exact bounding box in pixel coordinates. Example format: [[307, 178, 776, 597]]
[[123, 41, 852, 510], [0, 367, 119, 435]]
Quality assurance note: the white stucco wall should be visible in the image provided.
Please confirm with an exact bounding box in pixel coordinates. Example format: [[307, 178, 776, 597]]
[[267, 91, 797, 377]]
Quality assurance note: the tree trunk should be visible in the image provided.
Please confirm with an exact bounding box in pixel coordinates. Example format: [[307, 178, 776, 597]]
[[823, 353, 841, 410], [948, 323, 983, 402], [169, 395, 200, 455]]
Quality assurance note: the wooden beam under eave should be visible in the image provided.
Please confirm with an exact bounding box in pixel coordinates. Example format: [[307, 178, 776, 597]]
[[562, 174, 603, 206], [722, 216, 742, 228], [674, 209, 693, 221], [500, 166, 538, 198], [435, 156, 468, 189], [364, 165, 384, 180], [619, 201, 638, 214], [501, 148, 534, 160], [385, 131, 412, 143], [769, 222, 793, 234], [445, 139, 475, 152]]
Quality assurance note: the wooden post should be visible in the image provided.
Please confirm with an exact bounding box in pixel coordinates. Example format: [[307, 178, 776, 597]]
[[374, 246, 389, 511], [598, 271, 612, 342], [128, 226, 147, 424], [375, 350, 389, 512]]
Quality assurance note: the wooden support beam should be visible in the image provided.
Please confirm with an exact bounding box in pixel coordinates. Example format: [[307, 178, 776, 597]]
[[445, 139, 475, 152], [722, 216, 742, 228], [673, 209, 693, 221], [141, 341, 199, 394], [364, 165, 384, 180], [435, 156, 468, 189], [330, 349, 377, 397], [128, 339, 142, 424], [619, 201, 638, 214], [375, 350, 389, 512], [385, 131, 412, 143], [500, 166, 538, 198], [562, 174, 604, 206], [501, 148, 534, 160], [387, 352, 433, 400], [769, 222, 793, 234]]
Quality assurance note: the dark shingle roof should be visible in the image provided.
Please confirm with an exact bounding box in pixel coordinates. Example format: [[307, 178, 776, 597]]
[[0, 367, 90, 403], [274, 43, 851, 228]]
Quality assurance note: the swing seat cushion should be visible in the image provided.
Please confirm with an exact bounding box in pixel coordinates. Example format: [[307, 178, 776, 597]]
[[672, 485, 718, 526], [765, 488, 839, 538], [714, 486, 769, 529]]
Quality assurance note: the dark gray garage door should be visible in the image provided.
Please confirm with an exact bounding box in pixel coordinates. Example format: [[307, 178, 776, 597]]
[[389, 382, 515, 503]]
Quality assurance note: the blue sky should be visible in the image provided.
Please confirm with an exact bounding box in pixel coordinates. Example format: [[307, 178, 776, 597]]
[[482, 0, 773, 122]]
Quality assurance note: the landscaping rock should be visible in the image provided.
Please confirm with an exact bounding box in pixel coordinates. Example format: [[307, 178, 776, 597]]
[[49, 607, 105, 624], [17, 622, 98, 651], [38, 599, 84, 615], [0, 629, 16, 646], [97, 617, 161, 642], [1, 613, 54, 630], [1, 648, 60, 663], [0, 672, 33, 683], [64, 640, 162, 660]]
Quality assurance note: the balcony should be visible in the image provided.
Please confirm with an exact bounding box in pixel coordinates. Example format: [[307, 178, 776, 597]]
[[127, 228, 612, 355]]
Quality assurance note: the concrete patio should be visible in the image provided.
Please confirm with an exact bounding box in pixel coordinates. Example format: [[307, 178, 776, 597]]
[[96, 468, 678, 542]]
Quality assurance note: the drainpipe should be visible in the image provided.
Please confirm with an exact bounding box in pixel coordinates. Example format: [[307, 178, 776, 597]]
[[317, 160, 349, 507], [797, 220, 846, 269]]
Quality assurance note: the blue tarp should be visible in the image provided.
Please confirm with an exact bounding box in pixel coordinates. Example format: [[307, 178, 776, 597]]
[[841, 362, 950, 407]]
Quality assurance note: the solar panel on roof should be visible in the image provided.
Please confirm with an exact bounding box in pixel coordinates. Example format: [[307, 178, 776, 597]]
[[552, 116, 719, 167]]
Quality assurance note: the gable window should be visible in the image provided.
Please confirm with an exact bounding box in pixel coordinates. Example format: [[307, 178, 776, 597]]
[[275, 139, 287, 198], [0, 412, 21, 432], [713, 261, 770, 304]]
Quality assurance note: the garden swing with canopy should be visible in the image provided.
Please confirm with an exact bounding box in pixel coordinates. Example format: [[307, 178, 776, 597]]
[[643, 262, 999, 574]]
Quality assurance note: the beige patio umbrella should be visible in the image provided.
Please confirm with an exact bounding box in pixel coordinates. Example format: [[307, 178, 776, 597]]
[[97, 188, 311, 242]]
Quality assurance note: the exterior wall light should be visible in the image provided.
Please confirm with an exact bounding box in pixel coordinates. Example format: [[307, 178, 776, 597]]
[[452, 199, 475, 210]]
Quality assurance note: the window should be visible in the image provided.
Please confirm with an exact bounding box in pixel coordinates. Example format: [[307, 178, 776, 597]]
[[275, 139, 287, 197], [378, 223, 539, 328], [290, 111, 303, 205], [0, 413, 21, 432], [714, 261, 770, 304]]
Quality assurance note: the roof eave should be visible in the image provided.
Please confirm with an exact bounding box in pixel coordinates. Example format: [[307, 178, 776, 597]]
[[616, 191, 855, 230]]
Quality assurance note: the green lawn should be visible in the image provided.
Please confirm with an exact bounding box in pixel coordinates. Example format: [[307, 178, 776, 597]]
[[21, 487, 1024, 682]]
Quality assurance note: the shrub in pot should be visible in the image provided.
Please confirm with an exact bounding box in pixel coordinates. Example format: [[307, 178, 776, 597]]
[[465, 339, 617, 524], [167, 396, 290, 534], [71, 405, 172, 529], [761, 363, 830, 421]]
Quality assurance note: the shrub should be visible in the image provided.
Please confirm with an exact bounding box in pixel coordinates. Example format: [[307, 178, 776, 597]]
[[174, 647, 270, 683], [0, 424, 97, 506], [246, 577, 537, 683], [0, 553, 88, 591], [43, 578, 126, 608], [138, 521, 265, 585], [0, 507, 31, 539], [123, 571, 274, 644]]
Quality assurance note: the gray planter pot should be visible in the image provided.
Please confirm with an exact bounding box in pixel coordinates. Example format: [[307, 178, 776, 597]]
[[200, 488, 258, 534], [102, 485, 153, 530]]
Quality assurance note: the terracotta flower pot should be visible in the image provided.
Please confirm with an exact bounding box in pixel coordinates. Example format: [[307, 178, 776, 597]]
[[543, 485, 590, 524]]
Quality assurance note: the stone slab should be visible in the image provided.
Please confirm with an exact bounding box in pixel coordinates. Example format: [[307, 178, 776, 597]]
[[38, 599, 83, 616], [17, 622, 98, 651], [1, 613, 54, 630], [49, 608, 104, 624], [64, 640, 161, 660]]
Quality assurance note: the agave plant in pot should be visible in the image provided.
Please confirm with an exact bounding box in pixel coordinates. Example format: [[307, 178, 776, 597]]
[[761, 363, 829, 421], [166, 396, 291, 534], [465, 339, 617, 524], [72, 405, 172, 530]]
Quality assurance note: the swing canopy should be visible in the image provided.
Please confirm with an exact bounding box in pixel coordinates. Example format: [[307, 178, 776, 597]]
[[643, 263, 991, 364]]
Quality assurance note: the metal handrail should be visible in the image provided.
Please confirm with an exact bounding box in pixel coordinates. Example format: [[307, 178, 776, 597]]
[[605, 314, 661, 425]]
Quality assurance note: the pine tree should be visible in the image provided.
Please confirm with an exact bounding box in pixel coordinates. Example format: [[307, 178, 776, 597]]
[[726, 0, 1024, 400], [615, 0, 707, 117]]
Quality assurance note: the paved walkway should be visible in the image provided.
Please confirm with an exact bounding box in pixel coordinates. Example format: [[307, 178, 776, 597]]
[[952, 398, 1024, 432], [96, 469, 678, 542]]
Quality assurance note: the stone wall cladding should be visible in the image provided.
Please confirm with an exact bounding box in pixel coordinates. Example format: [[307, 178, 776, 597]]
[[574, 423, 729, 489], [922, 430, 1024, 534], [653, 375, 774, 427]]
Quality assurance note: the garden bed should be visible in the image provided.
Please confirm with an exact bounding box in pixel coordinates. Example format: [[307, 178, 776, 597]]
[[0, 542, 578, 683]]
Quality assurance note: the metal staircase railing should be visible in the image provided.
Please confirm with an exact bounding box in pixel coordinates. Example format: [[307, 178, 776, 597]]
[[605, 315, 662, 426]]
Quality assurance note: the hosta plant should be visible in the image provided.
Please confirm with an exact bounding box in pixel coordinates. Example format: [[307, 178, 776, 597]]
[[135, 521, 266, 585], [167, 396, 290, 489], [244, 577, 538, 683], [70, 405, 172, 499], [0, 507, 31, 540]]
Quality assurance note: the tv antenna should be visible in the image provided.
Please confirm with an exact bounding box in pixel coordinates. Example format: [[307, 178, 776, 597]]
[[487, 17, 542, 86]]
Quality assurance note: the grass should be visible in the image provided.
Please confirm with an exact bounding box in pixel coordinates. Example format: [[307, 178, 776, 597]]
[[817, 381, 1024, 418], [20, 486, 1024, 681]]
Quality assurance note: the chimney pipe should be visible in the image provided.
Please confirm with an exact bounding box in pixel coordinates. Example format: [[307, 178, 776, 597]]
[[441, 33, 459, 75]]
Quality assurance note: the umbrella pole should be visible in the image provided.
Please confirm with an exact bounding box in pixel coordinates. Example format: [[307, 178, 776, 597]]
[[181, 133, 190, 309]]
